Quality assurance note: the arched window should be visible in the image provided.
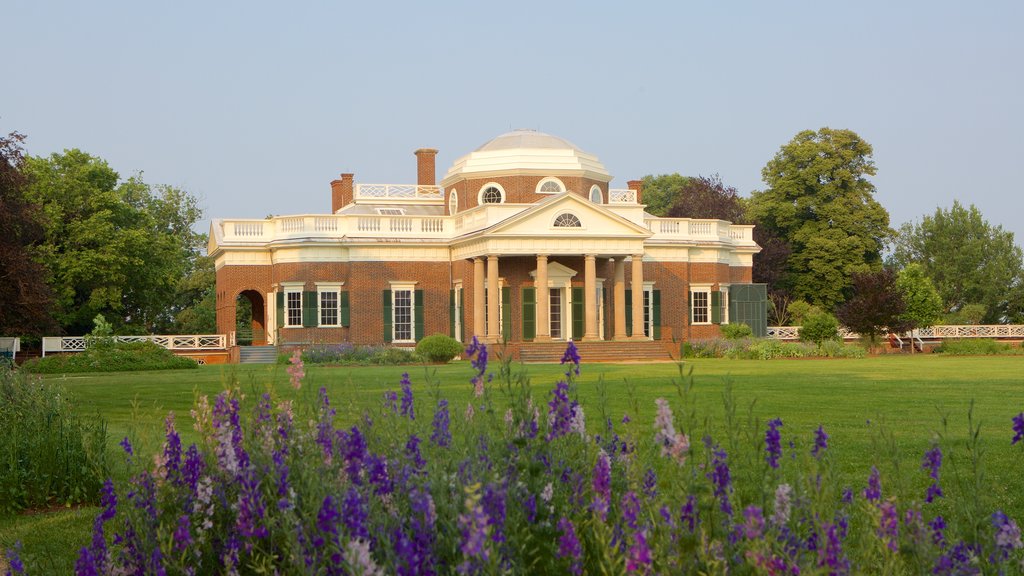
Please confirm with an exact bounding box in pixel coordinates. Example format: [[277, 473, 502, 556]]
[[536, 177, 565, 194], [553, 213, 582, 228], [449, 189, 458, 214], [589, 185, 603, 203], [479, 184, 505, 204]]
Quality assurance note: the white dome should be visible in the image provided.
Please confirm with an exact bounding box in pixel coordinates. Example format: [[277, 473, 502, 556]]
[[441, 129, 611, 186]]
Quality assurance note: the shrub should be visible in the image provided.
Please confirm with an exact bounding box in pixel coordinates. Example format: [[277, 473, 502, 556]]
[[415, 334, 463, 363], [799, 312, 840, 345], [0, 366, 108, 513], [787, 299, 821, 325], [301, 342, 419, 365], [935, 339, 1021, 355], [21, 341, 198, 374], [684, 337, 865, 360], [720, 322, 754, 340]]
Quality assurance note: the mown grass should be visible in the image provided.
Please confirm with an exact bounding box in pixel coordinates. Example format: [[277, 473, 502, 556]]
[[2, 353, 1022, 572]]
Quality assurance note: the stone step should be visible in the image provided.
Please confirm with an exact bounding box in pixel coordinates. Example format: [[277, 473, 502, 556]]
[[239, 345, 278, 364]]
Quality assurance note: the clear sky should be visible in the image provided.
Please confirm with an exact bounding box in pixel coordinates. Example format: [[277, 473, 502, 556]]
[[5, 1, 1022, 246]]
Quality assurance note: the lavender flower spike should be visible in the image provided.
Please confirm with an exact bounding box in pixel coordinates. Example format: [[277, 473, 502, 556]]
[[765, 418, 783, 469], [812, 425, 829, 458], [556, 517, 583, 575], [1012, 412, 1024, 445]]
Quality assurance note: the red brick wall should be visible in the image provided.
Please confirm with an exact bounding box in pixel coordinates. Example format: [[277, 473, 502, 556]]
[[447, 175, 608, 210]]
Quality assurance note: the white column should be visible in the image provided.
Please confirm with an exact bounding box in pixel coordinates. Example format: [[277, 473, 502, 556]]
[[536, 254, 550, 340], [631, 254, 646, 340], [487, 255, 500, 342], [473, 258, 485, 339], [614, 259, 627, 340], [584, 254, 599, 340]]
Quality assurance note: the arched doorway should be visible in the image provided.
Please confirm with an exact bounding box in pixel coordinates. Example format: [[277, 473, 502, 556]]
[[235, 290, 266, 345]]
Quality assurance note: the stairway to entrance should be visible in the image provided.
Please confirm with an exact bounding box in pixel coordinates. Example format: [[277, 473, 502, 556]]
[[239, 345, 278, 364], [519, 340, 675, 364]]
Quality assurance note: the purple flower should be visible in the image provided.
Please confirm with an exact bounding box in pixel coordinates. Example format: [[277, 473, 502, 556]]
[[173, 515, 192, 552], [237, 469, 269, 540], [642, 468, 658, 500], [366, 454, 393, 495], [431, 399, 451, 448], [772, 483, 792, 526], [625, 530, 651, 572], [119, 436, 133, 456], [482, 483, 507, 544], [466, 337, 489, 397], [1012, 412, 1024, 445], [457, 493, 491, 574], [183, 444, 204, 494], [818, 522, 850, 575], [342, 487, 369, 540], [400, 372, 415, 420], [162, 415, 182, 481], [992, 511, 1023, 553], [405, 434, 426, 472], [317, 495, 340, 537], [523, 493, 537, 523], [560, 340, 580, 376], [621, 491, 641, 530], [707, 445, 733, 517], [740, 505, 765, 539], [547, 379, 578, 441], [930, 515, 947, 548], [591, 450, 612, 520], [841, 487, 854, 505], [765, 418, 783, 469], [556, 517, 582, 575], [4, 542, 25, 575], [864, 466, 881, 503], [397, 486, 437, 576], [383, 390, 398, 413], [680, 495, 699, 533], [878, 500, 899, 552], [812, 425, 829, 458], [921, 445, 944, 503]]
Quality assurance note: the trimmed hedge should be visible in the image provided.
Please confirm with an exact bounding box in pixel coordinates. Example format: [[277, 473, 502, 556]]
[[415, 334, 463, 363], [21, 341, 199, 374]]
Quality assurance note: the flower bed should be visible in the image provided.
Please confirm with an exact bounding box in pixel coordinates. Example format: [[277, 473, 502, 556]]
[[5, 339, 1024, 574]]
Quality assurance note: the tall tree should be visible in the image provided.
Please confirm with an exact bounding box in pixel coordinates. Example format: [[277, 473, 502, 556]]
[[889, 201, 1024, 323], [747, 128, 891, 309], [0, 133, 56, 335], [895, 263, 943, 331], [24, 150, 206, 334], [836, 269, 909, 344], [640, 173, 689, 217], [665, 174, 746, 222]]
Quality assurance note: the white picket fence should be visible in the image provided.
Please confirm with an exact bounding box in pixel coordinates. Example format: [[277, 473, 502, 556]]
[[767, 325, 1024, 341], [42, 335, 226, 356]]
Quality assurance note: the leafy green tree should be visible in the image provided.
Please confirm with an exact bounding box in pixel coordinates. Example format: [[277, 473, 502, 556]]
[[889, 201, 1024, 323], [798, 311, 840, 345], [0, 133, 56, 335], [836, 269, 909, 344], [748, 128, 891, 309], [23, 150, 207, 334], [640, 173, 689, 217], [896, 263, 943, 330]]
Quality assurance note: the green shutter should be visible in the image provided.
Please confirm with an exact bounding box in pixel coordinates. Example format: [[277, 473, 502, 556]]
[[571, 287, 584, 340], [522, 287, 536, 341], [711, 291, 722, 325], [653, 289, 662, 340], [340, 291, 350, 327], [415, 290, 425, 341], [303, 291, 317, 327], [459, 289, 465, 341], [382, 290, 392, 343], [501, 287, 511, 341], [276, 291, 284, 328], [449, 290, 456, 338], [625, 289, 633, 337]]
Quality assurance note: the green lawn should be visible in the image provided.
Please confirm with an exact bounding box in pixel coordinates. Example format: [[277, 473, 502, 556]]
[[3, 354, 1024, 571]]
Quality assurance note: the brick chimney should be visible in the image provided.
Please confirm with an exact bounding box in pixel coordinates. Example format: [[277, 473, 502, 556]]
[[331, 173, 354, 213], [414, 148, 438, 186], [627, 179, 644, 204]]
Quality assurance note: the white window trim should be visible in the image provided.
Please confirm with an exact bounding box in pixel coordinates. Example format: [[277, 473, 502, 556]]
[[690, 284, 712, 326], [453, 281, 463, 342], [536, 176, 565, 195], [589, 185, 603, 204], [316, 282, 344, 327], [642, 281, 655, 338], [390, 281, 418, 344], [280, 282, 304, 328], [550, 212, 585, 229], [477, 182, 506, 205], [719, 284, 730, 325], [449, 189, 458, 214]]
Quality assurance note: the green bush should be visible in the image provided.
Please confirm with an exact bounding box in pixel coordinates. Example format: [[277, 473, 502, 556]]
[[787, 300, 822, 325], [0, 366, 108, 513], [799, 312, 841, 345], [684, 337, 866, 360], [21, 341, 199, 374], [934, 339, 1022, 355], [720, 323, 754, 340], [301, 343, 420, 365], [415, 334, 463, 363]]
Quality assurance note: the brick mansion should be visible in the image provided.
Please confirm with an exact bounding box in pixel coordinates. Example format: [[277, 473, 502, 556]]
[[208, 130, 766, 360]]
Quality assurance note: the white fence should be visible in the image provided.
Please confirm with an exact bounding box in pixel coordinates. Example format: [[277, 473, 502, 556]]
[[767, 325, 1024, 341], [42, 335, 226, 356], [0, 337, 19, 363]]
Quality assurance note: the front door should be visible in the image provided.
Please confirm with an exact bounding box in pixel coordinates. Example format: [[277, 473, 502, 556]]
[[550, 288, 563, 339]]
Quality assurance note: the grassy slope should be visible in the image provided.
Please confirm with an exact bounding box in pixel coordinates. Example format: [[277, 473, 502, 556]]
[[3, 354, 1022, 571]]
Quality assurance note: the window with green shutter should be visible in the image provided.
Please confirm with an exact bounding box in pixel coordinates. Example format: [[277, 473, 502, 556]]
[[340, 292, 350, 327], [653, 289, 662, 339], [711, 291, 722, 325], [449, 290, 456, 338], [414, 289, 424, 341], [276, 292, 284, 328], [501, 287, 511, 341], [522, 287, 536, 341], [382, 290, 392, 343], [625, 289, 632, 337], [302, 292, 318, 327]]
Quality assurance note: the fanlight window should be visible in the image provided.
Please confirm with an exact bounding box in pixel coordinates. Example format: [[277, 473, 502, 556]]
[[553, 213, 582, 228], [540, 180, 562, 193], [481, 187, 503, 204]]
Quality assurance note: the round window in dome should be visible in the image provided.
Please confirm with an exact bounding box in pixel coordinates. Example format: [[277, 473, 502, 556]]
[[479, 184, 505, 204], [536, 177, 565, 194]]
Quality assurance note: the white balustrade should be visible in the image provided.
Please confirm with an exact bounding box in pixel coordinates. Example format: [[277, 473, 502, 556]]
[[232, 222, 264, 238], [42, 335, 227, 356], [608, 189, 637, 204], [766, 325, 1024, 342], [355, 184, 443, 200]]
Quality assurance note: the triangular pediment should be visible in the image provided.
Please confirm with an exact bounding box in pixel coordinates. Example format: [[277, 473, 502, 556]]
[[529, 261, 577, 280], [482, 193, 653, 238]]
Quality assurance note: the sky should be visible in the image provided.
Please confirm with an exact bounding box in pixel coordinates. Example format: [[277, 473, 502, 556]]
[[6, 1, 1023, 247]]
